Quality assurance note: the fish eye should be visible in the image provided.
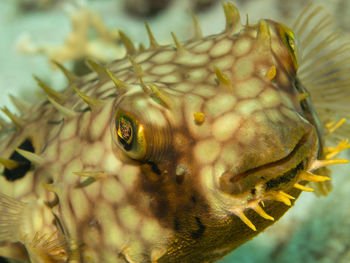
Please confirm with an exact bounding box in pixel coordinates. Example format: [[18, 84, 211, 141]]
[[113, 110, 147, 160], [279, 24, 298, 67]]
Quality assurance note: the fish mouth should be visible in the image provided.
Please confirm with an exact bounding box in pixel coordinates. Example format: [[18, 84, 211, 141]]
[[220, 130, 317, 195]]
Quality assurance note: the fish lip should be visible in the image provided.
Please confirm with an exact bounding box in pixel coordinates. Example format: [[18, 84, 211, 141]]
[[220, 130, 317, 195]]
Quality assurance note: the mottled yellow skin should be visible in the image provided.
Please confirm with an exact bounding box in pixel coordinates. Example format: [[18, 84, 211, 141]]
[[0, 3, 344, 263]]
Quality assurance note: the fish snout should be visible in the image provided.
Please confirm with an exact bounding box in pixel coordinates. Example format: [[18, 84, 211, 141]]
[[218, 113, 318, 196]]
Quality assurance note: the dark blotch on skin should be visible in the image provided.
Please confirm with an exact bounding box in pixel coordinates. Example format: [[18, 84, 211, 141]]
[[265, 162, 303, 190], [174, 217, 181, 232], [149, 162, 162, 175], [176, 173, 184, 184], [3, 138, 35, 181], [152, 198, 169, 220], [191, 195, 197, 203], [191, 217, 206, 239], [0, 256, 10, 263]]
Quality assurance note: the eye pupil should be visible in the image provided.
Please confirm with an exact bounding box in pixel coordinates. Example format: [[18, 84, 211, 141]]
[[117, 117, 133, 150], [288, 37, 295, 51], [285, 33, 295, 51], [120, 120, 132, 140]]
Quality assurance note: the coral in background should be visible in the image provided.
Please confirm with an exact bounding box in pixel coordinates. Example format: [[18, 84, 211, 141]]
[[16, 2, 125, 75], [124, 0, 220, 17], [125, 0, 173, 17], [17, 0, 65, 12], [193, 0, 220, 11]]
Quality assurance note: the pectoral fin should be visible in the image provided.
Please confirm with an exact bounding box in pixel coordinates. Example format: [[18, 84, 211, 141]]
[[0, 193, 68, 263], [0, 193, 26, 242], [25, 232, 68, 263]]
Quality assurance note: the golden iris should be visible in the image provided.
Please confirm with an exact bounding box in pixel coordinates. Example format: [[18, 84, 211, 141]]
[[279, 24, 298, 68], [114, 111, 147, 160]]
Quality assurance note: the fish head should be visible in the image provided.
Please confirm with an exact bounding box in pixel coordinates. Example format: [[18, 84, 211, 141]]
[[106, 18, 320, 241], [1, 2, 348, 262]]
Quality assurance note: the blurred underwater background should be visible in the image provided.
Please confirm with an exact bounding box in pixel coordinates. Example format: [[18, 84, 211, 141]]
[[0, 0, 349, 262]]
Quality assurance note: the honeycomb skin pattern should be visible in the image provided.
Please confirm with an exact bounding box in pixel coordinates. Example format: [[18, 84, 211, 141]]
[[0, 6, 325, 263]]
